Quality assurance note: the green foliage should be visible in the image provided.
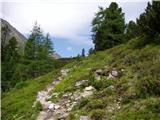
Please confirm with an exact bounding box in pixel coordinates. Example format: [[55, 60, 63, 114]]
[[125, 20, 139, 40], [137, 1, 160, 44], [90, 77, 115, 91], [92, 2, 125, 51], [24, 23, 53, 60], [67, 113, 76, 120], [1, 22, 66, 92], [2, 38, 160, 120], [15, 81, 28, 89], [78, 98, 90, 109], [2, 70, 60, 120], [1, 37, 20, 91], [86, 100, 106, 110], [90, 109, 106, 120], [114, 97, 160, 120], [81, 48, 85, 57], [91, 80, 104, 90], [88, 47, 94, 55], [36, 101, 43, 111], [137, 77, 160, 97]]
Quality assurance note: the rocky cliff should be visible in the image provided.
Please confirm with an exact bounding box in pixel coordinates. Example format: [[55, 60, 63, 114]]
[[1, 18, 27, 51]]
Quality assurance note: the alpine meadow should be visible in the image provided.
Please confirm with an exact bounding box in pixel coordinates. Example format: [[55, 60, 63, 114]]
[[1, 1, 160, 120]]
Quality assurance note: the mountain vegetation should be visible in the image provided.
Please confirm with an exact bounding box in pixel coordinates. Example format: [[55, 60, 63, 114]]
[[92, 2, 125, 51], [1, 1, 160, 120], [1, 22, 68, 92]]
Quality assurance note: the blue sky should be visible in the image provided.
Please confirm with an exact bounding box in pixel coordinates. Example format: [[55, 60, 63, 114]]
[[53, 36, 92, 57], [0, 0, 150, 57]]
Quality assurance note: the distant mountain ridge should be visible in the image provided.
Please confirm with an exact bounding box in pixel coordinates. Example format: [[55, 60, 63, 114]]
[[1, 19, 62, 58], [52, 53, 61, 59], [1, 18, 27, 51]]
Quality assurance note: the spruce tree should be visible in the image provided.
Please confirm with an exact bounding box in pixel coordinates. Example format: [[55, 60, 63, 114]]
[[42, 33, 54, 58], [92, 2, 125, 51], [24, 22, 44, 60], [2, 37, 20, 91], [88, 48, 94, 55], [81, 48, 85, 57], [137, 1, 160, 44], [126, 20, 138, 40]]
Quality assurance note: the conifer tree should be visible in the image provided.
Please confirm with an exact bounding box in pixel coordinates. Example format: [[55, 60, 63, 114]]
[[92, 2, 125, 51], [137, 1, 160, 44], [126, 20, 138, 40], [81, 48, 85, 57], [42, 33, 54, 58], [88, 48, 94, 55], [24, 22, 44, 60], [2, 37, 20, 91]]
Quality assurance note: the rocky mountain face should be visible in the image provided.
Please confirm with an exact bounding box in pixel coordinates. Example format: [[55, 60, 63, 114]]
[[52, 53, 61, 59], [1, 18, 27, 51]]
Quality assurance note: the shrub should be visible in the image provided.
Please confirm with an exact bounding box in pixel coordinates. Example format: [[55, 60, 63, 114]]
[[67, 113, 76, 120], [92, 80, 104, 90], [137, 77, 160, 97], [90, 109, 106, 120], [86, 100, 106, 110], [78, 98, 89, 109], [36, 101, 43, 111]]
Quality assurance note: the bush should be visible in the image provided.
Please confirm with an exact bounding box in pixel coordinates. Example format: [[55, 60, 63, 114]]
[[36, 101, 43, 111], [92, 80, 104, 90], [78, 98, 89, 109], [138, 77, 160, 96], [86, 100, 106, 110], [90, 109, 106, 120], [67, 113, 77, 120]]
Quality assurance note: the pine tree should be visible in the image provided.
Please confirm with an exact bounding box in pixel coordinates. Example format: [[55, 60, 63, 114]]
[[81, 48, 85, 57], [42, 33, 54, 58], [88, 48, 94, 55], [1, 25, 10, 61], [137, 1, 160, 44], [126, 20, 138, 40], [24, 22, 44, 60], [92, 2, 125, 51], [2, 37, 20, 91]]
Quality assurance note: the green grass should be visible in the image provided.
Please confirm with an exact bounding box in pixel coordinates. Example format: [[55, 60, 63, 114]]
[[2, 38, 160, 120], [2, 69, 60, 120]]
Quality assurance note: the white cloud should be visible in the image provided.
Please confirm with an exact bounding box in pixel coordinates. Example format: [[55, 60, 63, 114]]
[[67, 46, 73, 51], [0, 0, 149, 45]]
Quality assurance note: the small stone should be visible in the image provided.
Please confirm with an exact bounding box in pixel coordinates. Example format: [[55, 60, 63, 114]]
[[63, 93, 70, 98], [67, 107, 72, 111], [81, 91, 93, 98], [37, 111, 48, 120], [107, 73, 115, 79], [48, 103, 54, 109], [80, 116, 88, 120], [85, 86, 94, 91], [95, 74, 101, 80], [66, 103, 70, 107], [111, 68, 118, 77], [75, 80, 88, 87], [54, 104, 60, 110], [95, 69, 103, 75], [121, 69, 124, 72], [107, 85, 115, 91]]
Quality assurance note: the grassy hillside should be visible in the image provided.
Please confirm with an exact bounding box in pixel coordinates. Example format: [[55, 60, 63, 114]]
[[52, 38, 160, 119], [2, 38, 160, 120], [1, 70, 61, 120]]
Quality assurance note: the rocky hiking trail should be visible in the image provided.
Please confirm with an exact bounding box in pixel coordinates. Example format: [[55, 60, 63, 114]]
[[33, 68, 95, 120], [33, 69, 70, 120], [33, 67, 121, 120]]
